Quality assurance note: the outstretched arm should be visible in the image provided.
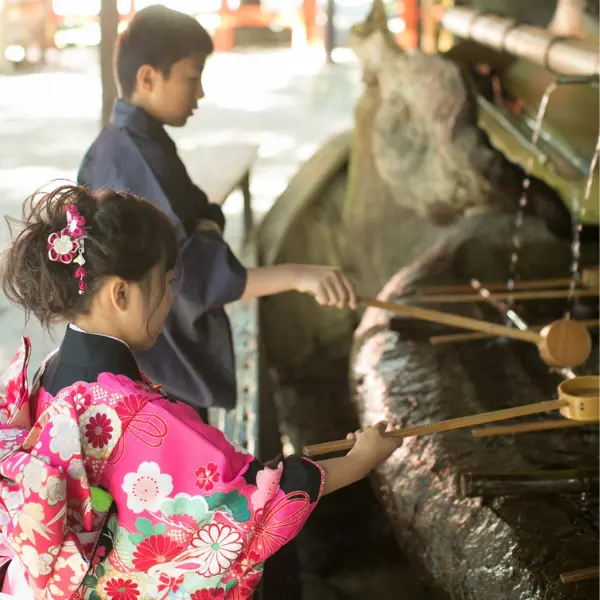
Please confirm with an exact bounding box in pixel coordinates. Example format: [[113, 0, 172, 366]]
[[241, 264, 357, 308]]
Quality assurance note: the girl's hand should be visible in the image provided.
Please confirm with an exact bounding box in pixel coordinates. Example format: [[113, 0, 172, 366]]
[[347, 421, 402, 466], [294, 265, 357, 309]]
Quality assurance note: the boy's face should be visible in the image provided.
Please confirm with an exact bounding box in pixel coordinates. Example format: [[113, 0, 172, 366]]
[[140, 53, 207, 127]]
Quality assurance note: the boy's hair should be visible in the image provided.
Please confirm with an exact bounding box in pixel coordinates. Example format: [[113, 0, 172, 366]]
[[115, 5, 214, 99], [1, 184, 179, 330]]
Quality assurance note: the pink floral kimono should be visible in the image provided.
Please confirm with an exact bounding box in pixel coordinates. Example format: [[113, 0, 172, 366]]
[[0, 332, 324, 599]]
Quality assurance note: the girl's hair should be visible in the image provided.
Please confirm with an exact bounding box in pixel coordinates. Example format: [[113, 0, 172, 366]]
[[1, 184, 179, 329]]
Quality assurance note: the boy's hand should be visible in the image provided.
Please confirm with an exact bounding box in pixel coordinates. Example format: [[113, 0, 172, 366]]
[[347, 421, 403, 466], [195, 219, 222, 236], [294, 265, 357, 309]]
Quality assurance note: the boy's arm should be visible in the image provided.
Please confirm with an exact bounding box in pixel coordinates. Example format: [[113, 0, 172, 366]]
[[176, 230, 248, 312], [240, 264, 357, 309]]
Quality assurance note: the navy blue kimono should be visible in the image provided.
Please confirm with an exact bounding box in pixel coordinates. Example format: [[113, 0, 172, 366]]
[[77, 100, 248, 415]]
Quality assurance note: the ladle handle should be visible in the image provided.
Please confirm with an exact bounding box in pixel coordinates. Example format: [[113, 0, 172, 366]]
[[303, 399, 568, 457], [358, 297, 541, 343]]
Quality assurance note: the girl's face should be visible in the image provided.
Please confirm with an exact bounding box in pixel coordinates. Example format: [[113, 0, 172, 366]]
[[126, 265, 175, 351]]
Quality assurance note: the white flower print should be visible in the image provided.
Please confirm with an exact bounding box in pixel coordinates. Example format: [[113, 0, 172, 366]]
[[0, 429, 21, 443], [42, 475, 66, 506], [49, 414, 81, 461], [67, 459, 86, 482], [21, 460, 47, 496], [1, 346, 24, 383], [56, 544, 88, 585], [20, 544, 53, 578], [189, 524, 243, 577], [122, 462, 173, 514], [2, 489, 23, 513]]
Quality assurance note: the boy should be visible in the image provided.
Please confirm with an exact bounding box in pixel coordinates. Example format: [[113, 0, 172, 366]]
[[78, 5, 357, 420]]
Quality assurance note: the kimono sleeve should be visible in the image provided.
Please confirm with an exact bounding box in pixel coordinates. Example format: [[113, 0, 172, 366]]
[[178, 230, 248, 312], [101, 397, 324, 570]]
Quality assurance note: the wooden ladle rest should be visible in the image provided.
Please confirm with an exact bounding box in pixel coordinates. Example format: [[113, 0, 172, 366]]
[[303, 376, 599, 457]]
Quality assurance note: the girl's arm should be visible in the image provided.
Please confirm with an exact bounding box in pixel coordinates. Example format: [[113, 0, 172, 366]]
[[240, 264, 357, 308], [318, 422, 402, 495]]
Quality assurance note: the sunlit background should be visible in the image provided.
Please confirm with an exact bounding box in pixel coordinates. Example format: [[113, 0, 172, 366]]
[[0, 1, 412, 368]]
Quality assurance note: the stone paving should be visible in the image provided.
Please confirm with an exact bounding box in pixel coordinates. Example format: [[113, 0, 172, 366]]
[[0, 47, 361, 370]]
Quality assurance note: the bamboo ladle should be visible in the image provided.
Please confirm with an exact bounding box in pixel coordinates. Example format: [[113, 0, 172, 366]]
[[359, 297, 592, 368], [303, 376, 599, 457], [430, 319, 600, 346], [419, 267, 599, 295]]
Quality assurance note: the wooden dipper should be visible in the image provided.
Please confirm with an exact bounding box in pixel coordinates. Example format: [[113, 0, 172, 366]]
[[303, 376, 599, 457], [358, 298, 592, 369]]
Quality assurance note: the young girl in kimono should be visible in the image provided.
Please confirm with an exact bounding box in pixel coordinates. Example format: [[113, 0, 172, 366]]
[[0, 185, 401, 600]]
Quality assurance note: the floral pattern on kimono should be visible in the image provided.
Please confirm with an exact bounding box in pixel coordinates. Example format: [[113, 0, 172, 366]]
[[0, 337, 324, 600]]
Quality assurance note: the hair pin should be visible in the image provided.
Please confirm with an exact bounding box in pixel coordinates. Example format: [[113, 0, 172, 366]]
[[47, 205, 88, 294]]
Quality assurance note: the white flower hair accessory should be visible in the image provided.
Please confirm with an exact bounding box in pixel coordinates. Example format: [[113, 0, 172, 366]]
[[47, 204, 89, 294]]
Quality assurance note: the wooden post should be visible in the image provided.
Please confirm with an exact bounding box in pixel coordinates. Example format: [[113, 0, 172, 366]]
[[402, 0, 419, 50], [325, 0, 335, 63], [99, 0, 119, 128], [0, 0, 11, 74], [421, 0, 437, 53], [303, 0, 317, 46]]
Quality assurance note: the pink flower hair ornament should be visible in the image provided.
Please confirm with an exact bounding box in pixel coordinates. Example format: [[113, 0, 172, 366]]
[[47, 204, 89, 294]]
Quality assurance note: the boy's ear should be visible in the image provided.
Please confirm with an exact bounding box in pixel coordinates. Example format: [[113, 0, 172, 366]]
[[136, 64, 158, 93]]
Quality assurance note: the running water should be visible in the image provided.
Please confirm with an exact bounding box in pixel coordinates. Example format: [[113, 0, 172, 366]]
[[506, 81, 558, 307], [565, 134, 600, 318]]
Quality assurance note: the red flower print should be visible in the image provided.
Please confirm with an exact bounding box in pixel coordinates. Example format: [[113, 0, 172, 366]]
[[232, 551, 261, 577], [157, 573, 184, 594], [196, 463, 221, 492], [103, 577, 140, 600], [85, 413, 114, 449], [195, 462, 220, 492], [190, 589, 226, 600], [228, 572, 262, 600], [67, 384, 92, 408], [132, 534, 183, 571], [92, 545, 107, 566]]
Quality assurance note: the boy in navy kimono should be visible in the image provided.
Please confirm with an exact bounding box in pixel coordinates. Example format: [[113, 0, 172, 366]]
[[78, 5, 357, 420]]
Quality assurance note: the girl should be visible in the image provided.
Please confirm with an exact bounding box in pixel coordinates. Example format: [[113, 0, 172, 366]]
[[0, 185, 401, 600]]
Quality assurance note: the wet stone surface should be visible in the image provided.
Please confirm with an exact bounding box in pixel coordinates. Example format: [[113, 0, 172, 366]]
[[265, 362, 444, 600], [351, 213, 599, 600]]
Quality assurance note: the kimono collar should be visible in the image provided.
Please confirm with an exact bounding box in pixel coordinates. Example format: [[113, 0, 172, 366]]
[[58, 325, 142, 383], [111, 99, 177, 155]]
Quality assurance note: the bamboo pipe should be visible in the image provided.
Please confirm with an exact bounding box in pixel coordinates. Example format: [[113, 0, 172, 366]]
[[303, 376, 599, 457], [457, 468, 600, 498], [430, 319, 600, 345], [419, 288, 598, 304], [560, 566, 600, 584], [439, 7, 600, 76], [359, 297, 592, 368]]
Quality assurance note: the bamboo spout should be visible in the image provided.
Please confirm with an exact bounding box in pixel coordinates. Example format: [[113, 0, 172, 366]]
[[439, 7, 599, 76]]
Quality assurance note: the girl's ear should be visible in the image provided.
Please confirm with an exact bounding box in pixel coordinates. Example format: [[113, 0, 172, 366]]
[[104, 277, 129, 312]]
